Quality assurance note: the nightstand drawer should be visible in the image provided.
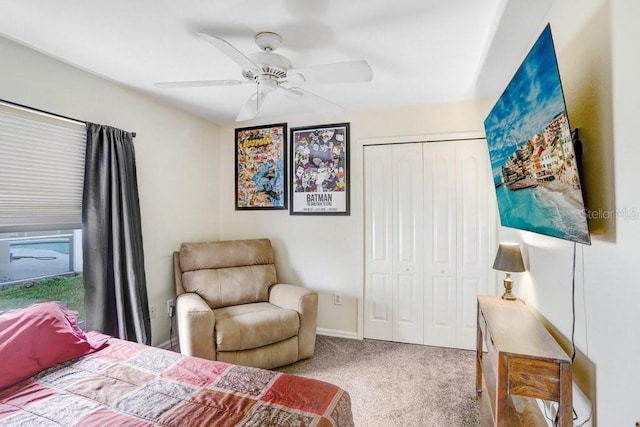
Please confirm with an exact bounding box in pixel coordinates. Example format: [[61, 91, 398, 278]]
[[508, 358, 562, 401]]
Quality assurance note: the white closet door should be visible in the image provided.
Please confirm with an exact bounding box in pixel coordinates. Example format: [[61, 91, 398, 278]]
[[364, 145, 394, 340], [423, 142, 457, 347], [422, 139, 493, 349], [365, 139, 494, 349], [455, 139, 492, 349], [391, 144, 424, 344], [364, 143, 424, 343]]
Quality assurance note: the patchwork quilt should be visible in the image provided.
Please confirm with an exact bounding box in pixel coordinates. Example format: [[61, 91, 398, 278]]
[[0, 334, 353, 426]]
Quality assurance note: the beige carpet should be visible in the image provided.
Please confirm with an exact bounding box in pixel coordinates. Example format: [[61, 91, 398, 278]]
[[278, 335, 481, 427]]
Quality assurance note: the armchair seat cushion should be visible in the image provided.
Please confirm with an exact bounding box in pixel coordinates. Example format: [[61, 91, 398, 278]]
[[214, 302, 300, 352]]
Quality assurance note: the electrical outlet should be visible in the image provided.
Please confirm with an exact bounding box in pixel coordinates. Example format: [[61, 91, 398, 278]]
[[334, 293, 342, 305], [149, 305, 157, 319], [167, 299, 176, 317]]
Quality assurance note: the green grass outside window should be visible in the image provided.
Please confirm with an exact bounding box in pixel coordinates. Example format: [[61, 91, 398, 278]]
[[0, 274, 85, 321]]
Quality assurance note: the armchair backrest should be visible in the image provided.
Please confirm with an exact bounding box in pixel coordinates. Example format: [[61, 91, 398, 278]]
[[175, 239, 277, 309]]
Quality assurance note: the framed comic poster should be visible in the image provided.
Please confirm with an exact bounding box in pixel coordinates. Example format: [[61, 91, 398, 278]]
[[235, 123, 287, 210], [290, 123, 350, 215]]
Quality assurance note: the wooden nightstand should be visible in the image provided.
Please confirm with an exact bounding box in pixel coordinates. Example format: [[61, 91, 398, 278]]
[[476, 295, 572, 426]]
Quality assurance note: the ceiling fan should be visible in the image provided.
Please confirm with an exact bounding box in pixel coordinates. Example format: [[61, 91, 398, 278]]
[[156, 32, 373, 122]]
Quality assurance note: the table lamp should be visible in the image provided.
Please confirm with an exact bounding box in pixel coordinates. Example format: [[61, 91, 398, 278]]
[[492, 242, 525, 301]]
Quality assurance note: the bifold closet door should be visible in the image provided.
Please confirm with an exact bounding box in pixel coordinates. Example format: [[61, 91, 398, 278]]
[[423, 139, 492, 350], [365, 139, 493, 349], [422, 142, 457, 348], [364, 143, 424, 344], [454, 139, 492, 350]]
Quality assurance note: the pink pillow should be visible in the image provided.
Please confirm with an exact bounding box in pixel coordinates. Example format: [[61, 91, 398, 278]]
[[0, 302, 108, 389]]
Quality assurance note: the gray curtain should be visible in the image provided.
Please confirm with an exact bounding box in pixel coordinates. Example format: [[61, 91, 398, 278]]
[[82, 123, 151, 345]]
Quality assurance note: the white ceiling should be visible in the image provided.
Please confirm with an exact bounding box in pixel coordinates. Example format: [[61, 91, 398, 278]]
[[0, 0, 553, 125]]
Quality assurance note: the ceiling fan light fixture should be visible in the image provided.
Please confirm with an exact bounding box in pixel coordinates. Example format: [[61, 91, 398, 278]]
[[257, 76, 278, 93]]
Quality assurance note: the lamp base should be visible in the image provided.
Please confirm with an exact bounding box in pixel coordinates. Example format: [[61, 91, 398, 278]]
[[501, 274, 517, 301], [501, 290, 517, 301]]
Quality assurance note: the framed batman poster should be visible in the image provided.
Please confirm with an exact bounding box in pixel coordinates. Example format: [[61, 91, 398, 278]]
[[290, 123, 350, 215]]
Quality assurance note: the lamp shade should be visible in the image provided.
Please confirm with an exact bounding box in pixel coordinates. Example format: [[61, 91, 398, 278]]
[[492, 243, 525, 273]]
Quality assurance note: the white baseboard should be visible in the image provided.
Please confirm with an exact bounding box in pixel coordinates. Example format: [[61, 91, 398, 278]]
[[316, 328, 359, 340]]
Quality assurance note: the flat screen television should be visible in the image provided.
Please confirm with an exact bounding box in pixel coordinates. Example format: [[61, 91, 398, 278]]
[[484, 24, 590, 245]]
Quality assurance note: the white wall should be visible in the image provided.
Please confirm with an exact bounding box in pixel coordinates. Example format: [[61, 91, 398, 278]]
[[498, 0, 640, 425], [0, 36, 221, 346], [218, 100, 493, 337]]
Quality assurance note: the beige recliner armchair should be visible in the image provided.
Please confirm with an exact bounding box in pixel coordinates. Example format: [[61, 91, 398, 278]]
[[173, 238, 318, 369]]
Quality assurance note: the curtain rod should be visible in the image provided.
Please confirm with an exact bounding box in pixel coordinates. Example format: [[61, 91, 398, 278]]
[[0, 98, 136, 137]]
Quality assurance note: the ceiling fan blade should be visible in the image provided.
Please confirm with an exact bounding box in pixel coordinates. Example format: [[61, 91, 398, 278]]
[[155, 80, 245, 88], [236, 91, 268, 122], [197, 32, 260, 72], [281, 86, 345, 116], [287, 60, 373, 84]]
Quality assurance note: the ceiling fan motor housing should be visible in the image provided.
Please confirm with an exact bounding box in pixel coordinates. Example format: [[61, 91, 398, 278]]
[[242, 51, 292, 82]]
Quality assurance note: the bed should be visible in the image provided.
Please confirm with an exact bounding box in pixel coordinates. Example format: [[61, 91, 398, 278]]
[[0, 302, 354, 426]]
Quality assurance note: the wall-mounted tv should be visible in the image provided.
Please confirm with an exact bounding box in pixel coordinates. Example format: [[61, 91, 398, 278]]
[[484, 24, 590, 245]]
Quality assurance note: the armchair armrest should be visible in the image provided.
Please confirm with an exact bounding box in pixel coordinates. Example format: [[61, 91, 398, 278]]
[[269, 284, 318, 359], [176, 293, 216, 360]]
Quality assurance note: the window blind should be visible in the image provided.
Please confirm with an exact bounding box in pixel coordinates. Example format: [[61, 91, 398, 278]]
[[0, 101, 86, 232]]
